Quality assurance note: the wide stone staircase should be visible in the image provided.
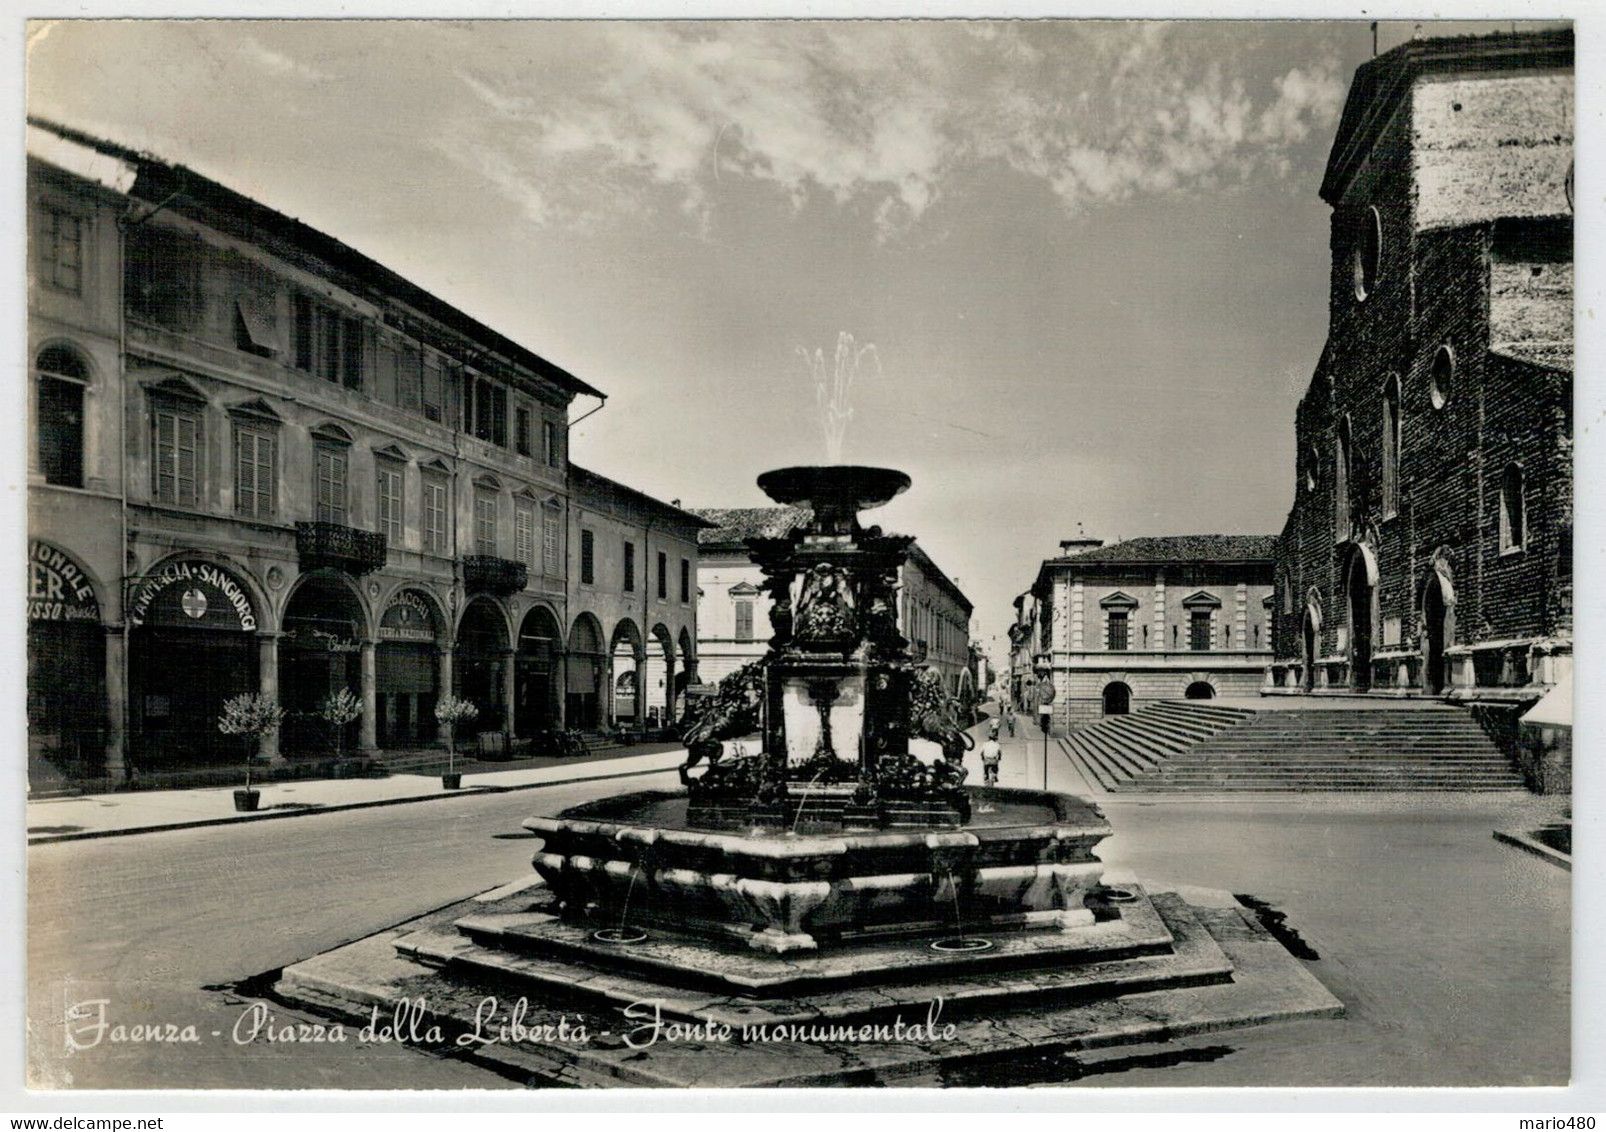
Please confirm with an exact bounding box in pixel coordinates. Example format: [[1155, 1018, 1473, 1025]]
[[1061, 700, 1524, 792]]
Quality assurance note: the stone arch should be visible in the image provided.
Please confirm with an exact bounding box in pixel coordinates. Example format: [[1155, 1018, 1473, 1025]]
[[1302, 587, 1324, 692], [515, 602, 565, 736], [645, 622, 676, 728], [566, 612, 606, 730], [1183, 675, 1219, 700], [374, 585, 448, 750], [278, 570, 371, 755], [1342, 540, 1378, 692], [1421, 551, 1458, 696], [1102, 681, 1132, 717], [455, 596, 512, 734], [609, 618, 645, 729], [136, 547, 272, 632], [127, 551, 266, 770]]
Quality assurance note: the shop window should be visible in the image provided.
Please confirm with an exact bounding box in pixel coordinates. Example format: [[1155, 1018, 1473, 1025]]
[[35, 345, 88, 489], [422, 471, 448, 554], [580, 528, 595, 585], [1499, 465, 1526, 552], [38, 207, 84, 295]]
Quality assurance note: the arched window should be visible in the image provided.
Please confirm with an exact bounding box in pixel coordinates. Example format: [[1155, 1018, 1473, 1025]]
[[1499, 465, 1525, 552], [1381, 375, 1400, 516], [35, 345, 88, 488], [1335, 418, 1352, 542], [1353, 205, 1381, 301]]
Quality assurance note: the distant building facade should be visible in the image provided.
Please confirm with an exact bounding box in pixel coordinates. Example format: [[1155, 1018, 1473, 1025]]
[[1029, 535, 1276, 733], [566, 466, 709, 731], [1268, 30, 1573, 705], [691, 507, 975, 698], [26, 120, 696, 786]]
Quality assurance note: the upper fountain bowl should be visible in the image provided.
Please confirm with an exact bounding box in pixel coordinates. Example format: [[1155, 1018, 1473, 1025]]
[[757, 465, 911, 515]]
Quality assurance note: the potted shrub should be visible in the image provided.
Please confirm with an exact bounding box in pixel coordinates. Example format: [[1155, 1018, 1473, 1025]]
[[318, 687, 363, 769], [217, 692, 287, 812], [434, 695, 479, 790]]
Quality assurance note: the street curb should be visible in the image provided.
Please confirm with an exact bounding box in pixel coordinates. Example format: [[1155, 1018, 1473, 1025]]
[[26, 760, 681, 846], [1493, 826, 1572, 871]]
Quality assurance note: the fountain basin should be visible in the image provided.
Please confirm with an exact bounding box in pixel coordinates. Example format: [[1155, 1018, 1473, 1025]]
[[527, 787, 1111, 954]]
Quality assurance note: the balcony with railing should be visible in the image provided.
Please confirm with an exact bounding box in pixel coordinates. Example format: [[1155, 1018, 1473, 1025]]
[[463, 555, 528, 595], [296, 522, 388, 576]]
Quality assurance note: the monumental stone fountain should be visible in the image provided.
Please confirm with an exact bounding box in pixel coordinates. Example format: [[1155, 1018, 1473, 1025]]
[[277, 467, 1341, 1087]]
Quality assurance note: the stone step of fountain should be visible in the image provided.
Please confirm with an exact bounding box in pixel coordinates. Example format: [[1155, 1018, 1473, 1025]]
[[275, 878, 1344, 1088]]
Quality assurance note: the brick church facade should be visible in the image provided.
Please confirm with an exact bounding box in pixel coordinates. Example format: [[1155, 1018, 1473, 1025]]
[[1268, 30, 1572, 709]]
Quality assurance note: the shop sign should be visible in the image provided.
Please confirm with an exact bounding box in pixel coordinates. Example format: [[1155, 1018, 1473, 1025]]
[[129, 560, 257, 631], [379, 590, 438, 643], [27, 541, 101, 623]]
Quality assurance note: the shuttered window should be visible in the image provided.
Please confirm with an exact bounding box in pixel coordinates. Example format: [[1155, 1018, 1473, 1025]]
[[153, 407, 200, 507]]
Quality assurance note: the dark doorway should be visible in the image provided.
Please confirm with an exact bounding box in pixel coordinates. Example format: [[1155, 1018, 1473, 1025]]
[[456, 598, 508, 734], [515, 606, 562, 736], [1423, 574, 1449, 695], [1185, 681, 1215, 700], [280, 574, 364, 755], [1346, 552, 1374, 693], [1302, 609, 1318, 691], [566, 615, 604, 730], [1102, 682, 1131, 716]]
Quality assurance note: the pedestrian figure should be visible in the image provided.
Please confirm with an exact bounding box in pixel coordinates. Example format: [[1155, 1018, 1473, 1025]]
[[1006, 705, 1016, 737], [979, 734, 1003, 786]]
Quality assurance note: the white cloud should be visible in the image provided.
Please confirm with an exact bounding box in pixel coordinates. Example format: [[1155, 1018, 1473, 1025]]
[[441, 22, 1348, 237], [237, 35, 328, 83]]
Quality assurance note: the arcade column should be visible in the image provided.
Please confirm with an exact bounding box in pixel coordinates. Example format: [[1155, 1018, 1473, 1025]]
[[103, 624, 127, 781], [438, 645, 454, 710], [501, 647, 517, 736], [359, 638, 378, 753], [258, 631, 283, 763]]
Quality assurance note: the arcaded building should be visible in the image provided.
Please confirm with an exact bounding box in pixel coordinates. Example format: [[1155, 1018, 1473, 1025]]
[[1268, 30, 1573, 704], [691, 507, 975, 699], [1028, 534, 1276, 733], [26, 120, 697, 785]]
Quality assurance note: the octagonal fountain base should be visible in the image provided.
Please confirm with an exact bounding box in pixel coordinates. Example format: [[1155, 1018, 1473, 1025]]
[[274, 786, 1342, 1087], [528, 787, 1110, 956]]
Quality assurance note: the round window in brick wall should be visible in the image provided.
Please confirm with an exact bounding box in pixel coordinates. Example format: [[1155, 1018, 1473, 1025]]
[[1352, 205, 1382, 301], [1430, 344, 1455, 410]]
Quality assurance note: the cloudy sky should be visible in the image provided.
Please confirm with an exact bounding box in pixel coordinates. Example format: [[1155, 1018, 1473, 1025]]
[[23, 18, 1555, 660]]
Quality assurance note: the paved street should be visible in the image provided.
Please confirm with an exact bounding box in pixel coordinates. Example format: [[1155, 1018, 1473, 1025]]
[[28, 739, 1569, 1090], [27, 772, 681, 1090]]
